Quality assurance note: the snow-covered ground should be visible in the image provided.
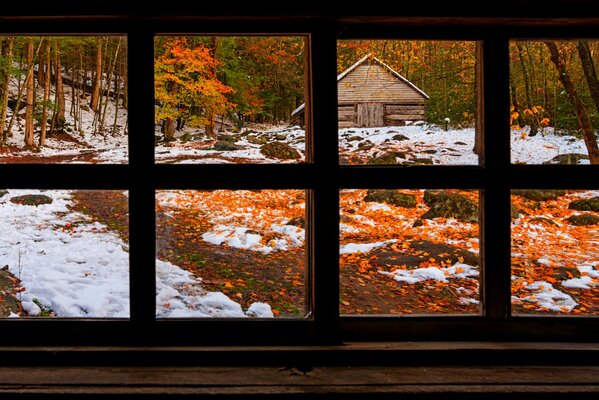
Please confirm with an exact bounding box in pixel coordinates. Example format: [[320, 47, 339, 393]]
[[154, 122, 593, 165], [0, 189, 271, 318]]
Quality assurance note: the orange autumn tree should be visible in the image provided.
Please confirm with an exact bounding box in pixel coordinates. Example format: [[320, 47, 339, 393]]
[[155, 37, 234, 141]]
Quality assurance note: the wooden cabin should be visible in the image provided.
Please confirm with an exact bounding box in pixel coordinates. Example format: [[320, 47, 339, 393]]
[[291, 54, 429, 128]]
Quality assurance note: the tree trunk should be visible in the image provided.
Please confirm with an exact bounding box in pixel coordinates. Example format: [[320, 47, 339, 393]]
[[163, 118, 176, 141], [473, 41, 483, 157], [545, 41, 599, 164], [37, 44, 45, 88], [516, 41, 538, 136], [40, 40, 51, 146], [54, 40, 65, 128], [577, 40, 599, 113], [0, 37, 14, 144], [91, 38, 102, 112], [25, 39, 35, 147], [99, 37, 121, 134], [204, 36, 218, 137]]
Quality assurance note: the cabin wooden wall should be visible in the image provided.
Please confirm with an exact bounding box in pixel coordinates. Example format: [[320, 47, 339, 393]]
[[337, 103, 426, 128]]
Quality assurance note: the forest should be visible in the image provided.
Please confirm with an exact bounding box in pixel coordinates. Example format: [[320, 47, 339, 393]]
[[0, 36, 128, 163]]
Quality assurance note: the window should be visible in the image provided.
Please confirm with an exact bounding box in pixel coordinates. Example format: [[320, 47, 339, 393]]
[[1, 9, 598, 347]]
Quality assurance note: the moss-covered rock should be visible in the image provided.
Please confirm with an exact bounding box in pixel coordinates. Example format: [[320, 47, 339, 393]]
[[260, 142, 301, 159], [10, 194, 53, 206], [512, 189, 566, 201], [392, 134, 410, 141], [568, 197, 599, 212], [567, 213, 599, 226], [364, 189, 417, 208], [367, 153, 400, 164], [213, 141, 244, 151], [421, 190, 478, 223]]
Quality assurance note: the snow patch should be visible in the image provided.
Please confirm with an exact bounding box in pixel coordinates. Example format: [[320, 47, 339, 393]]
[[379, 262, 479, 284], [339, 239, 397, 255]]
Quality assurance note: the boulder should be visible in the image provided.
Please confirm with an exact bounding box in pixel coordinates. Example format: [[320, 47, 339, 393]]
[[568, 197, 599, 212], [10, 194, 53, 206], [392, 134, 410, 141], [567, 213, 599, 226], [216, 134, 239, 143], [421, 190, 478, 223], [512, 189, 566, 201], [260, 142, 301, 159], [347, 135, 363, 142], [364, 189, 417, 208], [213, 141, 244, 151], [367, 153, 399, 165]]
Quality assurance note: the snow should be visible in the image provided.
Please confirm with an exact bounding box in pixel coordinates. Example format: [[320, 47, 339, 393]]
[[379, 262, 479, 284], [0, 189, 130, 317], [562, 276, 594, 289], [510, 127, 591, 164], [339, 239, 397, 255], [0, 189, 271, 318], [520, 281, 578, 312]]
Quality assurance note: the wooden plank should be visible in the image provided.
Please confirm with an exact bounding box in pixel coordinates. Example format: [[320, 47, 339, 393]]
[[385, 115, 426, 121]]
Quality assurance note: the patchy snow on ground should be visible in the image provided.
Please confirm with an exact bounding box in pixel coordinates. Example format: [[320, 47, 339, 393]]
[[510, 126, 591, 164], [379, 262, 479, 284], [0, 189, 269, 318], [154, 125, 305, 164], [1, 70, 128, 164], [515, 280, 578, 312], [156, 260, 273, 318], [339, 240, 397, 255], [157, 190, 306, 255]]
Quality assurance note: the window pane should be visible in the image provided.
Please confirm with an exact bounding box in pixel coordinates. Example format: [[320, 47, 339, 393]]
[[337, 40, 480, 166], [510, 40, 599, 165], [340, 189, 480, 315], [0, 36, 128, 164], [511, 190, 599, 315], [156, 190, 307, 318], [0, 189, 129, 318], [154, 36, 306, 164]]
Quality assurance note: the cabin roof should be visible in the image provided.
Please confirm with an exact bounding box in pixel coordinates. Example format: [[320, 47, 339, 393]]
[[291, 53, 429, 117]]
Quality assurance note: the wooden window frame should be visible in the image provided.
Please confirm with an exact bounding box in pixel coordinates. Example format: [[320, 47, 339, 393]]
[[0, 2, 598, 348]]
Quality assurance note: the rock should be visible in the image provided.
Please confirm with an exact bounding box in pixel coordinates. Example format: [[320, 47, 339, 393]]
[[392, 134, 410, 141], [339, 214, 354, 223], [454, 141, 468, 145], [10, 194, 53, 206], [347, 135, 363, 142], [154, 135, 162, 144], [568, 197, 599, 212], [213, 141, 244, 151], [543, 153, 590, 165], [286, 216, 305, 229], [241, 129, 258, 136], [367, 153, 400, 164], [421, 190, 478, 223], [216, 134, 239, 143], [567, 213, 599, 226], [412, 219, 424, 227], [511, 204, 520, 220], [180, 133, 193, 143], [364, 189, 417, 208], [247, 135, 268, 145], [275, 134, 287, 141], [411, 157, 434, 165], [0, 269, 21, 318], [529, 216, 559, 226], [0, 189, 8, 198], [512, 189, 566, 201], [260, 142, 301, 159], [423, 149, 437, 154], [358, 140, 374, 149]]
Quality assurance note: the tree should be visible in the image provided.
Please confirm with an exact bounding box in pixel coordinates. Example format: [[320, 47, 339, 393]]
[[545, 41, 599, 164], [24, 38, 35, 147], [0, 36, 14, 144], [154, 37, 234, 140], [39, 40, 51, 146], [90, 37, 102, 112], [53, 39, 65, 129], [577, 41, 599, 114]]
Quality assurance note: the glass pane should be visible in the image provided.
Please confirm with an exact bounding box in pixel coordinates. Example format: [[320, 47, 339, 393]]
[[340, 189, 480, 315], [510, 40, 599, 165], [0, 36, 128, 164], [0, 189, 129, 318], [337, 40, 480, 166], [156, 190, 307, 318], [154, 36, 306, 164], [511, 189, 599, 315]]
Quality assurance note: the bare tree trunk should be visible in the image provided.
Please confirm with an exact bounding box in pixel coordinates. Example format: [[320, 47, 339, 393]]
[[577, 40, 599, 113], [545, 41, 599, 164], [99, 38, 121, 133], [1, 37, 14, 144], [54, 40, 65, 128], [40, 40, 51, 146], [25, 39, 35, 147], [37, 44, 45, 88], [516, 41, 538, 136], [91, 38, 102, 112], [204, 36, 218, 137]]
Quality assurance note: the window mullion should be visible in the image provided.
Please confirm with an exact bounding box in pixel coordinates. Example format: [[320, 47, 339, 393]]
[[481, 37, 512, 320], [127, 30, 157, 328], [310, 28, 341, 342]]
